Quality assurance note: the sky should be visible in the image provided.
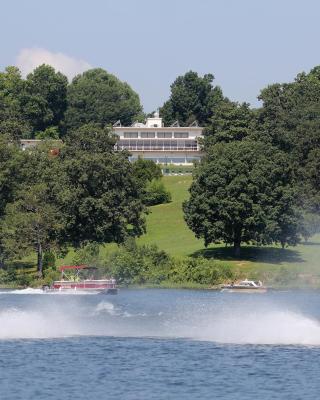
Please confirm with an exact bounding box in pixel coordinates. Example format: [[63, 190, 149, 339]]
[[1, 0, 320, 112]]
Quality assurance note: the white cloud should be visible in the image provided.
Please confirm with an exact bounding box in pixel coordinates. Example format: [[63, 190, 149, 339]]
[[16, 48, 92, 80]]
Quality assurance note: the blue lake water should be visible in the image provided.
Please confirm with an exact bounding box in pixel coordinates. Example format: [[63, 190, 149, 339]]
[[1, 288, 320, 399]]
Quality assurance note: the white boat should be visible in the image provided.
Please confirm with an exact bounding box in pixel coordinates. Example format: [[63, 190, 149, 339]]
[[221, 279, 267, 293], [43, 265, 118, 294]]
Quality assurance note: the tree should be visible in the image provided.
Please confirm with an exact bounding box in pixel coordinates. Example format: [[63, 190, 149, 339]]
[[257, 66, 320, 212], [183, 141, 301, 256], [159, 71, 225, 126], [0, 136, 25, 267], [0, 139, 66, 274], [144, 179, 171, 206], [60, 124, 146, 246], [204, 101, 255, 146], [0, 135, 23, 217], [21, 65, 68, 135], [0, 66, 24, 123], [132, 158, 162, 186], [2, 184, 63, 276], [64, 68, 142, 131]]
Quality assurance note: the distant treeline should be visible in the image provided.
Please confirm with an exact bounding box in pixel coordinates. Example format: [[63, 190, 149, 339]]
[[1, 64, 320, 281]]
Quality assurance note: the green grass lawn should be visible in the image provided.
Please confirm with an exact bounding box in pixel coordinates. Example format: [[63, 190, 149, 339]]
[[137, 175, 205, 256]]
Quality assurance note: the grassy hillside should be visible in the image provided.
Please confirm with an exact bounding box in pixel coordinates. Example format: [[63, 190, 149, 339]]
[[137, 175, 204, 256], [137, 175, 320, 287]]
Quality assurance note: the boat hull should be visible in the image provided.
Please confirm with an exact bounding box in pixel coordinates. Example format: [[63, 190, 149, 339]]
[[221, 287, 267, 293], [44, 279, 118, 294]]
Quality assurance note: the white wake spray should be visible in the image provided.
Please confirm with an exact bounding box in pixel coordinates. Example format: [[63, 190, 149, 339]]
[[1, 291, 320, 345]]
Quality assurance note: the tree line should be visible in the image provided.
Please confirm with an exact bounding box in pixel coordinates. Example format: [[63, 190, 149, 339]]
[[1, 62, 320, 280]]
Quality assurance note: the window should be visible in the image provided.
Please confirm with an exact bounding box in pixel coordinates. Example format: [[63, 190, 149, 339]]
[[171, 158, 186, 164], [185, 140, 197, 149], [157, 132, 172, 138], [174, 132, 189, 138], [158, 158, 170, 163], [124, 132, 138, 138], [140, 132, 155, 138]]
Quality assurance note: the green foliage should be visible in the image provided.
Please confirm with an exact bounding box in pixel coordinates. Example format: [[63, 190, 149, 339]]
[[168, 257, 235, 285], [257, 67, 320, 212], [204, 101, 255, 146], [1, 183, 63, 275], [0, 65, 68, 137], [0, 119, 31, 140], [35, 126, 60, 139], [16, 271, 32, 287], [5, 266, 17, 283], [184, 140, 301, 255], [22, 64, 68, 135], [72, 242, 101, 267], [64, 68, 142, 130], [132, 158, 162, 185], [132, 159, 170, 206], [0, 66, 25, 124], [160, 71, 225, 126], [103, 240, 236, 287], [0, 135, 23, 217], [144, 179, 171, 206], [43, 252, 56, 270], [60, 124, 146, 245]]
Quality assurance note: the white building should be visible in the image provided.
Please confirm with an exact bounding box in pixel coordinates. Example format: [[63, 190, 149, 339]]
[[113, 112, 203, 165]]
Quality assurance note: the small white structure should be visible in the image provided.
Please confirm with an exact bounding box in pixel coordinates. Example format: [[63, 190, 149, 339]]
[[114, 113, 203, 165]]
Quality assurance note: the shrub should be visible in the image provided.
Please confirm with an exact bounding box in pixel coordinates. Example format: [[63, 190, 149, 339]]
[[17, 272, 32, 287], [43, 252, 56, 270], [144, 179, 171, 206], [132, 158, 162, 184], [102, 241, 236, 287]]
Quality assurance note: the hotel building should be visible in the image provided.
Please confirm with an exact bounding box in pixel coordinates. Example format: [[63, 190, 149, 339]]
[[113, 112, 203, 165]]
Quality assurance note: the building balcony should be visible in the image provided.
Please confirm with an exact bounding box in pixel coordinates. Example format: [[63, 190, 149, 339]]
[[117, 145, 199, 152], [116, 139, 199, 152]]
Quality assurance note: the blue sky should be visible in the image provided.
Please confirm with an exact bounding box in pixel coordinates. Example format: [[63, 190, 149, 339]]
[[1, 0, 319, 111]]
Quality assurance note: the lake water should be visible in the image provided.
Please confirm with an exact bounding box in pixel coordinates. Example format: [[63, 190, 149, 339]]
[[1, 288, 320, 399]]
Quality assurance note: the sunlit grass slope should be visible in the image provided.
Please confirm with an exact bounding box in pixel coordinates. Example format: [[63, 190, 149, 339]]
[[137, 175, 205, 256]]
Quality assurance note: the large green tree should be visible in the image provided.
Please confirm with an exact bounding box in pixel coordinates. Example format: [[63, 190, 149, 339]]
[[60, 124, 146, 246], [183, 141, 301, 256], [22, 64, 68, 135], [204, 101, 255, 146], [0, 67, 24, 122], [0, 135, 25, 266], [160, 71, 225, 126], [0, 140, 65, 274], [257, 66, 320, 211], [64, 68, 142, 131], [2, 184, 63, 276]]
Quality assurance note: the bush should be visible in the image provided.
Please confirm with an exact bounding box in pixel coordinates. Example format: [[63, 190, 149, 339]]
[[144, 179, 171, 206], [43, 252, 56, 270], [103, 240, 171, 285], [5, 266, 17, 283], [0, 269, 8, 284], [132, 158, 162, 184], [102, 241, 236, 287], [168, 257, 236, 285], [17, 271, 32, 287]]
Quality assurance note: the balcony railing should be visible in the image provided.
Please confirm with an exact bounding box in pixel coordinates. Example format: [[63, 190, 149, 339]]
[[116, 139, 199, 152]]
